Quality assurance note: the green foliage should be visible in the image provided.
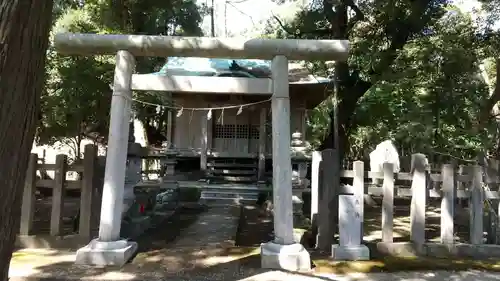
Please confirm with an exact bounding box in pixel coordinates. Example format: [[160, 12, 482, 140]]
[[350, 10, 492, 160], [40, 0, 500, 165], [38, 9, 114, 159], [178, 187, 201, 202], [39, 0, 208, 150], [268, 0, 500, 162]]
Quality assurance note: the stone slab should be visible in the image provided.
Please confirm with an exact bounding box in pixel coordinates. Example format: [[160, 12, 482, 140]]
[[338, 194, 362, 246], [331, 244, 370, 261], [260, 241, 311, 272], [75, 239, 138, 266], [376, 242, 500, 259]]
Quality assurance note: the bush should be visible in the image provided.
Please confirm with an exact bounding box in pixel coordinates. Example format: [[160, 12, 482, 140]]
[[179, 187, 201, 202]]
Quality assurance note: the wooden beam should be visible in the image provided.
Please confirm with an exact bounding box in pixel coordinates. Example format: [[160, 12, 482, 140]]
[[131, 74, 273, 94]]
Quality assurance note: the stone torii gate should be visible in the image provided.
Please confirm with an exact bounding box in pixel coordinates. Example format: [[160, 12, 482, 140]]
[[53, 33, 349, 270]]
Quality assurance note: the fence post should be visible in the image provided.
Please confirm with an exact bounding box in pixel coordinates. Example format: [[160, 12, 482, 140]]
[[441, 164, 456, 244], [20, 153, 38, 235], [382, 163, 394, 243], [50, 154, 67, 236], [410, 153, 427, 245], [317, 149, 336, 251], [481, 158, 499, 244], [79, 144, 96, 240], [310, 151, 322, 222], [470, 165, 484, 245], [353, 160, 364, 242]]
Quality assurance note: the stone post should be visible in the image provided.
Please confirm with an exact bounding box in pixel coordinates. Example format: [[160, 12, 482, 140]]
[[75, 50, 138, 266], [260, 55, 311, 272], [440, 164, 456, 244], [316, 149, 336, 251], [20, 153, 38, 236], [310, 151, 322, 222], [410, 153, 428, 246]]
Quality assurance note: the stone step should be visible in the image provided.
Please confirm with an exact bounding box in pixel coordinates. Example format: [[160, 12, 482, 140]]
[[207, 163, 257, 168], [201, 191, 259, 200], [208, 175, 257, 182], [200, 185, 271, 192], [208, 169, 257, 175]]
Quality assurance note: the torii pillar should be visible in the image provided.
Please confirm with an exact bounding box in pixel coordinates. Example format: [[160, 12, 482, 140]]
[[259, 55, 310, 271], [53, 33, 349, 269]]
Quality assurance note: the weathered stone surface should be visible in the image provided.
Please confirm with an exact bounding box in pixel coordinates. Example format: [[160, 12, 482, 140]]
[[331, 244, 370, 261], [369, 140, 400, 185], [261, 242, 311, 272], [331, 195, 369, 261], [338, 195, 362, 246], [75, 239, 138, 266]]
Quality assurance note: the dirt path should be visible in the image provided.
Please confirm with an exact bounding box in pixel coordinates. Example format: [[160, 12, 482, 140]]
[[168, 204, 240, 248], [9, 203, 256, 280]]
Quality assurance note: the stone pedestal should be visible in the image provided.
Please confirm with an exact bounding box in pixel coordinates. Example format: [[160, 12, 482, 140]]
[[332, 244, 369, 260], [75, 239, 138, 266], [292, 194, 303, 215], [261, 242, 311, 272], [160, 151, 178, 190], [123, 143, 142, 217], [331, 194, 370, 260]]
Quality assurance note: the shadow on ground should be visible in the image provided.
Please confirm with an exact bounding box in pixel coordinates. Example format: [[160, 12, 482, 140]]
[[10, 200, 500, 281]]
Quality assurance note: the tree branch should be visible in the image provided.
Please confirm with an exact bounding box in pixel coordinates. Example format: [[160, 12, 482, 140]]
[[370, 0, 436, 77], [345, 0, 364, 33], [480, 58, 500, 126], [271, 13, 332, 38]]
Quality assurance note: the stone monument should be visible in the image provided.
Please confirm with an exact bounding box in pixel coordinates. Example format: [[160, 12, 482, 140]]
[[369, 140, 400, 185], [331, 194, 370, 260]]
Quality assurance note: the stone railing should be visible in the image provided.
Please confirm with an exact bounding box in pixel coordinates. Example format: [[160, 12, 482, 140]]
[[311, 149, 500, 260]]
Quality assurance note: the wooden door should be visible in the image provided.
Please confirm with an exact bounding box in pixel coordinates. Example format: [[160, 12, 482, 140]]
[[212, 110, 251, 155]]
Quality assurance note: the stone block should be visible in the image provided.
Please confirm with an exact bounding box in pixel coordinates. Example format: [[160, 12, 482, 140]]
[[75, 239, 138, 266], [260, 241, 311, 272], [338, 194, 362, 246], [331, 244, 370, 261]]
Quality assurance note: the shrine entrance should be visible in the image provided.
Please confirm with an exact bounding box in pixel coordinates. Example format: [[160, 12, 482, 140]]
[[53, 33, 348, 270]]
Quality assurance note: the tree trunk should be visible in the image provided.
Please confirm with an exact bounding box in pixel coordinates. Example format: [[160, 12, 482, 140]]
[[319, 76, 369, 162], [0, 1, 53, 280]]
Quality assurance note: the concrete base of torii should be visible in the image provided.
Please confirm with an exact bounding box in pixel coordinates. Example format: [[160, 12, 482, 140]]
[[261, 242, 311, 272], [75, 239, 137, 266]]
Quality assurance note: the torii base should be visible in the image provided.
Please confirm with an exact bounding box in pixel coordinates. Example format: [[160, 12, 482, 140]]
[[75, 238, 138, 267]]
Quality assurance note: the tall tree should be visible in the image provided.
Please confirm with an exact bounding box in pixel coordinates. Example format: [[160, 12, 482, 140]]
[[0, 1, 54, 280], [269, 0, 449, 160], [37, 0, 208, 148]]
